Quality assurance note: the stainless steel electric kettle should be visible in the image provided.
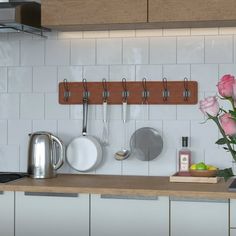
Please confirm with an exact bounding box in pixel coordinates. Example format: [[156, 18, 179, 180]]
[[28, 132, 64, 179]]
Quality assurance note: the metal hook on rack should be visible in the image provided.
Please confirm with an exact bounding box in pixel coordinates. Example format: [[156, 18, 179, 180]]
[[162, 77, 170, 101], [122, 78, 129, 102], [63, 79, 70, 102], [82, 78, 89, 101], [142, 77, 149, 104], [183, 77, 190, 101], [102, 78, 109, 102]]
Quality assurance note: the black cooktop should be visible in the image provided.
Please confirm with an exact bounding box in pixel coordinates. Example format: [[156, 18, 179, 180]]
[[0, 173, 27, 183]]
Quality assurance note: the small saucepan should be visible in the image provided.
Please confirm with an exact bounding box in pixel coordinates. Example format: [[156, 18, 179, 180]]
[[66, 98, 102, 172]]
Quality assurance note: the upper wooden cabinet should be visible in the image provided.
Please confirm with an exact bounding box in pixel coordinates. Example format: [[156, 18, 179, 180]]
[[41, 0, 147, 30], [148, 0, 236, 28], [41, 0, 236, 30]]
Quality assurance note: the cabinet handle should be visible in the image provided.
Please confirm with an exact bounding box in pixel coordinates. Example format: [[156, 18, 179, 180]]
[[101, 194, 158, 200], [24, 192, 79, 198], [170, 197, 227, 203]]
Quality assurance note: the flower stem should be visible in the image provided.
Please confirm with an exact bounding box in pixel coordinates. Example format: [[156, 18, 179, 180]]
[[229, 98, 236, 112], [213, 117, 236, 161]]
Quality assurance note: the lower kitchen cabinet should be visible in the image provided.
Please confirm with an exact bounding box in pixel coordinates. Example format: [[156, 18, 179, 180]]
[[15, 191, 89, 236], [170, 197, 229, 236], [91, 194, 169, 236], [0, 191, 14, 236]]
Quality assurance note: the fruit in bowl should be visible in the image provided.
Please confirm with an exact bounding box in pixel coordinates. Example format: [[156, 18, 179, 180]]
[[190, 162, 218, 177]]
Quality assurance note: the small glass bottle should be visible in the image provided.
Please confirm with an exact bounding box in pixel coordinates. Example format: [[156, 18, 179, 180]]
[[179, 137, 191, 173]]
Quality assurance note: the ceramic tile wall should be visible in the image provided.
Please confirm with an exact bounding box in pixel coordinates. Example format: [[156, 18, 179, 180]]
[[0, 27, 235, 175]]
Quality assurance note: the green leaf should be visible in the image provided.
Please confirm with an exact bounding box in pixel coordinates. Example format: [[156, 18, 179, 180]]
[[217, 168, 234, 181], [229, 110, 236, 116], [215, 138, 227, 145]]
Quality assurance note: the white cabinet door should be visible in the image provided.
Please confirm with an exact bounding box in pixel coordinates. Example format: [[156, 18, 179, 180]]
[[230, 200, 236, 227], [91, 194, 169, 236], [171, 197, 229, 236], [15, 192, 89, 236], [0, 191, 14, 236]]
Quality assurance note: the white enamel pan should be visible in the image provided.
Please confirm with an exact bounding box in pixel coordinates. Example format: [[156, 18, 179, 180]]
[[66, 98, 102, 172]]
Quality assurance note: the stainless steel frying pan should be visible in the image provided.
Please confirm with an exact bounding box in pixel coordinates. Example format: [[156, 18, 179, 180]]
[[129, 127, 163, 161]]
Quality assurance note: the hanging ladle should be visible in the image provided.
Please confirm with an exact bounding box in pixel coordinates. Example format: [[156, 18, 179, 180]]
[[114, 79, 131, 161]]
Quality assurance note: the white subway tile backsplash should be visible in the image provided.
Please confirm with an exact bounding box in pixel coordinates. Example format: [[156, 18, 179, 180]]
[[0, 28, 235, 176], [205, 36, 233, 63], [149, 105, 176, 120], [95, 146, 122, 175], [122, 155, 149, 176], [58, 31, 83, 39], [58, 66, 83, 82], [20, 94, 44, 119], [0, 145, 19, 172], [110, 30, 135, 38], [205, 148, 232, 169], [190, 28, 219, 36], [219, 27, 236, 35], [45, 93, 70, 120], [8, 120, 31, 145], [177, 36, 204, 64], [150, 37, 176, 64], [0, 40, 19, 66], [32, 120, 57, 134], [163, 65, 190, 81], [0, 67, 7, 92], [149, 149, 177, 176], [33, 66, 57, 92], [83, 66, 109, 81], [190, 120, 218, 149], [97, 38, 122, 65], [83, 31, 109, 38], [219, 64, 236, 77], [135, 29, 162, 37], [123, 38, 149, 64], [0, 94, 19, 119], [45, 40, 70, 66], [109, 65, 135, 81], [71, 39, 96, 65], [0, 120, 7, 145], [135, 65, 162, 81], [19, 145, 28, 172], [163, 28, 190, 36], [8, 67, 32, 93], [191, 64, 218, 91], [21, 40, 44, 66]]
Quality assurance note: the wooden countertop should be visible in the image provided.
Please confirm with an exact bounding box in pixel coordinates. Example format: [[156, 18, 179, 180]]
[[0, 174, 236, 200]]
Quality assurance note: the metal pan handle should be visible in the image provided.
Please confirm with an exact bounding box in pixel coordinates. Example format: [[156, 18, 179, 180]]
[[82, 98, 88, 136]]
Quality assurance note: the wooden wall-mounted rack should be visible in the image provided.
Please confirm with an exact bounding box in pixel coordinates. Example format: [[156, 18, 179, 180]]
[[59, 78, 198, 105]]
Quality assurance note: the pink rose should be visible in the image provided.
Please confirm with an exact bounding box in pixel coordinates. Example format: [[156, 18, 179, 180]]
[[220, 113, 236, 136], [199, 96, 219, 117], [217, 74, 235, 97]]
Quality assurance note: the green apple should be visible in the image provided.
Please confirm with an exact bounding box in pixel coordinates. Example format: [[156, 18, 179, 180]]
[[196, 162, 207, 170]]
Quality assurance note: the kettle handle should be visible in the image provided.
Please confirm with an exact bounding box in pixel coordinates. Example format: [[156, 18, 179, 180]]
[[51, 135, 64, 170]]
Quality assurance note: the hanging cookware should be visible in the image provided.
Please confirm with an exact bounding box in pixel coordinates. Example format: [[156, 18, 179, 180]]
[[129, 127, 163, 161], [28, 131, 64, 179], [114, 100, 131, 160], [66, 98, 103, 172]]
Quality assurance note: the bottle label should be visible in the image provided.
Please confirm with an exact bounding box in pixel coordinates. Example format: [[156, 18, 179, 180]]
[[180, 154, 189, 172]]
